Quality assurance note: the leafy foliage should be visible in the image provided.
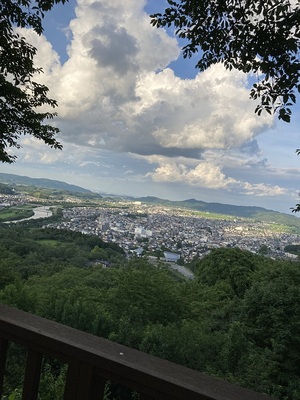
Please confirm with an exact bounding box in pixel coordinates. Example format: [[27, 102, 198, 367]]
[[284, 244, 300, 255], [0, 206, 34, 222], [0, 0, 65, 163], [151, 0, 300, 122], [0, 183, 14, 194]]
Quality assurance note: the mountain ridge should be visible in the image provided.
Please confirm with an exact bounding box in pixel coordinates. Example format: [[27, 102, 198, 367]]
[[0, 173, 92, 194], [136, 195, 300, 226]]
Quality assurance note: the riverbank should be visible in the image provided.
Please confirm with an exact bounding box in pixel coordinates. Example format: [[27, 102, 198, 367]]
[[3, 206, 52, 223]]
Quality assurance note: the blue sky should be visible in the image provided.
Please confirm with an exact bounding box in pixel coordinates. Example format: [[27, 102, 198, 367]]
[[2, 0, 300, 214]]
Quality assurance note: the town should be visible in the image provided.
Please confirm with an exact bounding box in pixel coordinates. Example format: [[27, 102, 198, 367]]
[[45, 200, 300, 263], [1, 191, 300, 263]]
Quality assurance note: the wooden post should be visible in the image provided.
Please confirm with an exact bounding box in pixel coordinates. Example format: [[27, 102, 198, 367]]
[[64, 360, 105, 400], [0, 338, 8, 398], [22, 349, 43, 400]]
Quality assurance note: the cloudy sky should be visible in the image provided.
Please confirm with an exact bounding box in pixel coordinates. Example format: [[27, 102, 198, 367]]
[[2, 0, 300, 213]]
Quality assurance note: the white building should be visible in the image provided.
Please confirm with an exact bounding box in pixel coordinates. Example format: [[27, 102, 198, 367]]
[[135, 227, 152, 238]]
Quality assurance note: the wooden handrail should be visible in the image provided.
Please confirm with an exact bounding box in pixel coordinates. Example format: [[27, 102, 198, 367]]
[[0, 304, 276, 400]]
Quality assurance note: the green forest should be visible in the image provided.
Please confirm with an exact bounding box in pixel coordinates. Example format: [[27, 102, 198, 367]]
[[0, 224, 299, 399]]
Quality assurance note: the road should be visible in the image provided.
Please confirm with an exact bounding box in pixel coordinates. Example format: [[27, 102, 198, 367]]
[[169, 264, 195, 279]]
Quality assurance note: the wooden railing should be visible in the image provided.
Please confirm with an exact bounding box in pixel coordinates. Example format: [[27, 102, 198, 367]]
[[0, 304, 276, 400]]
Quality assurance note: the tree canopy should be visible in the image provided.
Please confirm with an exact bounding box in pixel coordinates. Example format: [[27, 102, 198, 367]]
[[1, 226, 300, 399], [151, 0, 300, 122], [0, 0, 65, 163]]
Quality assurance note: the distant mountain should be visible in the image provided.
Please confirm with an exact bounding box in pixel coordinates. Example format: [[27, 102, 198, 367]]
[[0, 173, 92, 194], [137, 196, 300, 227]]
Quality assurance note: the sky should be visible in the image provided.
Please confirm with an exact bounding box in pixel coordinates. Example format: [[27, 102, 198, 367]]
[[2, 0, 300, 214]]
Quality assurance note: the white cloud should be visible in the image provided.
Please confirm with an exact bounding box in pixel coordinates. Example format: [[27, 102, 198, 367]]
[[144, 154, 291, 197], [56, 0, 179, 117], [148, 161, 237, 188], [19, 0, 273, 157], [241, 182, 288, 196]]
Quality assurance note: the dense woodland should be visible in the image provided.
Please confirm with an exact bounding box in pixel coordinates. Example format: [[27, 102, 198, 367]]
[[0, 224, 299, 399]]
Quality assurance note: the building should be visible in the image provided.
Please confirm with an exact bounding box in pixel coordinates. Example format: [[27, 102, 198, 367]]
[[164, 251, 181, 262]]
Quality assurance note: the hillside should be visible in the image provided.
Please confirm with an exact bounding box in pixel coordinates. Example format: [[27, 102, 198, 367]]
[[0, 173, 92, 194], [137, 196, 300, 227], [0, 227, 299, 399]]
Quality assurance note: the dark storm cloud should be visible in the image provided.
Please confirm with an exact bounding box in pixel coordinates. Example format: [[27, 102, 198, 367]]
[[123, 143, 203, 159], [86, 24, 139, 75]]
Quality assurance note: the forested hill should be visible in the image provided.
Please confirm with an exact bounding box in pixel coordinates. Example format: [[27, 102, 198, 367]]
[[137, 196, 300, 226], [0, 224, 299, 399], [0, 173, 92, 194]]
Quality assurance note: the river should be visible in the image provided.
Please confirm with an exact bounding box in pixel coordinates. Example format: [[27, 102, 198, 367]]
[[6, 206, 52, 223]]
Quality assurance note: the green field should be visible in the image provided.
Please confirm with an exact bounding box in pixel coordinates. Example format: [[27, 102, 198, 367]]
[[0, 206, 34, 222]]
